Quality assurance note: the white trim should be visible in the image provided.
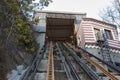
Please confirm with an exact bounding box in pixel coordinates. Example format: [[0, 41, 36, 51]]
[[92, 26, 96, 41], [35, 10, 86, 15], [110, 30, 116, 40], [85, 44, 100, 49], [85, 44, 120, 53]]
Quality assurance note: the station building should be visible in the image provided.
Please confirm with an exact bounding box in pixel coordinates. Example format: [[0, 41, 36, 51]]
[[77, 18, 120, 79], [33, 10, 120, 80]]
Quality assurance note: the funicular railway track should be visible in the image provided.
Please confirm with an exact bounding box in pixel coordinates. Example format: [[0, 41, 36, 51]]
[[56, 42, 81, 80], [58, 42, 100, 80], [46, 41, 119, 80], [66, 42, 119, 80], [20, 46, 46, 80], [21, 41, 119, 80], [46, 41, 55, 80]]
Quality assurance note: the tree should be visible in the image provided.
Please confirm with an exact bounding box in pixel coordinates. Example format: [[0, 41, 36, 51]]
[[0, 0, 52, 53], [100, 0, 120, 39], [18, 0, 52, 20], [0, 0, 52, 79]]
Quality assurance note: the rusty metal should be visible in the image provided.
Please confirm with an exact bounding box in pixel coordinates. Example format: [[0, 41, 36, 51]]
[[66, 43, 119, 80], [46, 41, 55, 80]]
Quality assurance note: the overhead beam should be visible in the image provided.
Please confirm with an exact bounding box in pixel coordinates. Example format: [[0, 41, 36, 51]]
[[47, 28, 73, 30], [47, 37, 71, 41], [47, 24, 73, 27]]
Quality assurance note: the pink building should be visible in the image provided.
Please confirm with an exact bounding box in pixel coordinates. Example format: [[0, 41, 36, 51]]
[[77, 18, 120, 62]]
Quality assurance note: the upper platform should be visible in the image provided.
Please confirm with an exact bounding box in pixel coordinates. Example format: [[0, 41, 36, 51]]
[[46, 13, 75, 41], [34, 10, 86, 41]]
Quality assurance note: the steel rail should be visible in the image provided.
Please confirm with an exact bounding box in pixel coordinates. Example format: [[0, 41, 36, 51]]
[[76, 45, 120, 74], [66, 43, 119, 80], [46, 41, 55, 80], [20, 46, 45, 80], [29, 49, 45, 80], [55, 42, 74, 80], [63, 52, 81, 80], [62, 43, 100, 80], [58, 42, 81, 80]]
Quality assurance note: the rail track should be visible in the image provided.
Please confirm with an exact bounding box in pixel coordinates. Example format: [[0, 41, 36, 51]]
[[46, 41, 55, 80], [66, 42, 119, 80], [20, 41, 119, 80], [20, 46, 46, 80]]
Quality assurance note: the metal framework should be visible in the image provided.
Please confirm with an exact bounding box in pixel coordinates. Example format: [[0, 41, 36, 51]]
[[62, 42, 100, 80], [58, 42, 81, 80], [66, 42, 119, 80], [96, 32, 112, 62]]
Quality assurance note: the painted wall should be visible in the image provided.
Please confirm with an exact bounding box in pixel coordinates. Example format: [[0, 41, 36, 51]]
[[74, 15, 86, 33], [77, 18, 120, 50], [32, 11, 86, 49]]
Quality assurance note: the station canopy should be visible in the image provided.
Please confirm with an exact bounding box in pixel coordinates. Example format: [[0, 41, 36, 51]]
[[46, 14, 75, 41]]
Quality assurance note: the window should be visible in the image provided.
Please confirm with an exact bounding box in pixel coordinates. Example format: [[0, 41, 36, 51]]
[[94, 28, 104, 41], [94, 28, 100, 35], [94, 28, 100, 40], [104, 29, 113, 40]]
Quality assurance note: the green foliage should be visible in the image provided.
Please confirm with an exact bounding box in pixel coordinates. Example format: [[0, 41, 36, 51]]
[[3, 0, 20, 14], [19, 0, 52, 20], [40, 0, 53, 7], [3, 28, 9, 34], [14, 21, 37, 53], [34, 17, 40, 24], [0, 0, 38, 54]]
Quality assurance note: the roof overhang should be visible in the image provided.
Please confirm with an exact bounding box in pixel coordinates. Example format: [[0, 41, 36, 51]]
[[46, 16, 75, 41]]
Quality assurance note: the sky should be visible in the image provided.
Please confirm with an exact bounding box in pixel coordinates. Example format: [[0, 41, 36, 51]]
[[42, 0, 113, 20]]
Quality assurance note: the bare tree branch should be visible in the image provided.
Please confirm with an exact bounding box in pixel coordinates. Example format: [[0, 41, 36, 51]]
[[100, 0, 120, 27]]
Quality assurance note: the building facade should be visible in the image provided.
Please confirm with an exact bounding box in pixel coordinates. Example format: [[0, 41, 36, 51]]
[[33, 10, 86, 49], [77, 18, 120, 79], [33, 10, 120, 79]]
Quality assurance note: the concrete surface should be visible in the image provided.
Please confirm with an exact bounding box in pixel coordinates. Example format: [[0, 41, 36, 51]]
[[37, 60, 48, 72], [34, 73, 46, 80]]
